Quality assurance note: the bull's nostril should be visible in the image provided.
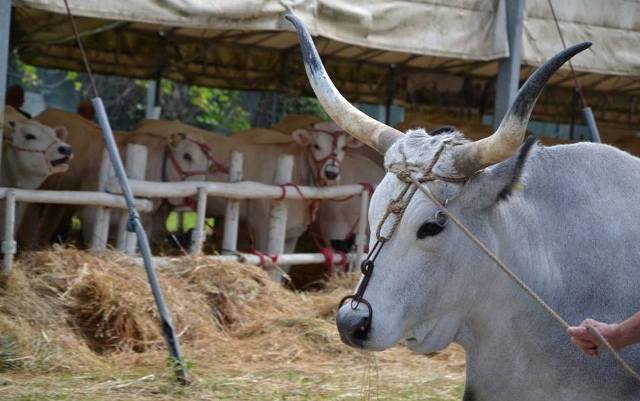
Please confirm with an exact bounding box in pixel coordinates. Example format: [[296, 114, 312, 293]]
[[336, 305, 370, 347], [58, 146, 72, 156], [324, 170, 338, 180]]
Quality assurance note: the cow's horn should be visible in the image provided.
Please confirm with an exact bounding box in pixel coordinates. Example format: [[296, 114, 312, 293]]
[[286, 14, 403, 154], [454, 42, 592, 175]]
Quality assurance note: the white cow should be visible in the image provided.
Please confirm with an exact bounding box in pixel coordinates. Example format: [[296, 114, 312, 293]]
[[1, 106, 72, 236]]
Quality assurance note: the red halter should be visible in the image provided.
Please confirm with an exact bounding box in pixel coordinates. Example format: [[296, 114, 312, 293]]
[[307, 128, 346, 182], [166, 138, 228, 181]]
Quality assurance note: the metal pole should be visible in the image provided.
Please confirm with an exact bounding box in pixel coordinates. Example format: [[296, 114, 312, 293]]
[[493, 0, 524, 130], [385, 64, 397, 125], [0, 0, 12, 173], [145, 80, 161, 119], [582, 106, 602, 143], [92, 97, 188, 384]]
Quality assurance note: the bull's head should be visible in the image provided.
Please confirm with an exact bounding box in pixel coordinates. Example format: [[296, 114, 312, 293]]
[[165, 132, 213, 206], [292, 121, 362, 184], [3, 115, 73, 181], [287, 14, 590, 351]]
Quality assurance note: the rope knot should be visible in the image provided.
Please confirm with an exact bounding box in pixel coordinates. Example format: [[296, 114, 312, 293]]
[[388, 199, 405, 214]]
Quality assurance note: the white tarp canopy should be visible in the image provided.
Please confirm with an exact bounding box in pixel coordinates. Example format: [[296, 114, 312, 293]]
[[8, 0, 640, 125], [13, 0, 640, 76]]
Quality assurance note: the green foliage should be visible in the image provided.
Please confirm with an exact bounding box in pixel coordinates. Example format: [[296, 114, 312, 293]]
[[189, 86, 250, 132], [283, 96, 328, 120]]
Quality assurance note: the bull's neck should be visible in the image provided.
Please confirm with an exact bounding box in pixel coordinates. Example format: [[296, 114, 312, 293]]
[[454, 201, 566, 399]]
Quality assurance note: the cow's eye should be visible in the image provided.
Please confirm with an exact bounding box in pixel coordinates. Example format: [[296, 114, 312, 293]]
[[183, 153, 193, 162], [25, 133, 36, 140], [416, 212, 447, 239], [313, 144, 321, 151]]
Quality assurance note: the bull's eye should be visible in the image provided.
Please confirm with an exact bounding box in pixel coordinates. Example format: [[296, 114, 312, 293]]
[[313, 144, 321, 151], [416, 222, 444, 239], [183, 153, 192, 162], [25, 133, 36, 140], [417, 212, 447, 239]]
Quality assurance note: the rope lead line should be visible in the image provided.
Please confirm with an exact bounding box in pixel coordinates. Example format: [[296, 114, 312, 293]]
[[62, 0, 188, 385], [409, 176, 640, 384]]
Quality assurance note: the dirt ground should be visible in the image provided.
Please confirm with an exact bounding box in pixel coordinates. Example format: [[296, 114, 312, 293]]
[[0, 249, 465, 401]]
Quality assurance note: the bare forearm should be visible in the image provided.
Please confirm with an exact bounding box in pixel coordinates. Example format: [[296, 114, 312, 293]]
[[618, 311, 640, 348]]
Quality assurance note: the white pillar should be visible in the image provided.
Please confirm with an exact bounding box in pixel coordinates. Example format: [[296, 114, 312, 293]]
[[266, 154, 294, 280], [91, 150, 113, 250], [222, 151, 243, 253], [0, 0, 12, 172], [352, 188, 370, 273], [116, 143, 148, 255], [189, 187, 208, 254], [1, 190, 16, 276]]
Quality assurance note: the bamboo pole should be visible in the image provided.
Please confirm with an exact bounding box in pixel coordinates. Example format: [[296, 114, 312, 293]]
[[106, 179, 363, 200], [221, 151, 243, 253], [189, 187, 208, 254], [91, 150, 114, 250], [117, 144, 148, 255], [0, 188, 152, 210]]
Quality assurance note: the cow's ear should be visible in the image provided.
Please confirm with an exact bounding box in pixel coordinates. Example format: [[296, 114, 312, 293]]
[[54, 126, 68, 141], [292, 129, 311, 146], [4, 120, 16, 139], [169, 132, 187, 148], [345, 136, 363, 149], [457, 137, 537, 210]]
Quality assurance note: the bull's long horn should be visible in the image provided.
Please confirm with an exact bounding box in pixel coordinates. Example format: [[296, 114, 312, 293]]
[[454, 42, 592, 175], [286, 14, 403, 154]]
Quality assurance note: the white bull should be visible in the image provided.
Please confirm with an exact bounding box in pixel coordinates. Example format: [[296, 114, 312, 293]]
[[1, 106, 72, 236], [288, 14, 640, 400], [17, 109, 211, 248]]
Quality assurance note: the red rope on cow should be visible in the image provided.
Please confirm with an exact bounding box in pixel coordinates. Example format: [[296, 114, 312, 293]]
[[250, 250, 279, 267], [276, 182, 308, 201], [319, 247, 335, 276]]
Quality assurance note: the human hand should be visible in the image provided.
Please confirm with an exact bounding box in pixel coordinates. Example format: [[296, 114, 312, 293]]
[[567, 319, 622, 357]]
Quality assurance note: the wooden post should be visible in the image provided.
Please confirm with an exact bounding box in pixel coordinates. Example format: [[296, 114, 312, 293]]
[[116, 144, 148, 255], [352, 188, 370, 273], [189, 187, 208, 254], [91, 150, 113, 250], [266, 154, 294, 279], [222, 151, 243, 253], [1, 190, 16, 275]]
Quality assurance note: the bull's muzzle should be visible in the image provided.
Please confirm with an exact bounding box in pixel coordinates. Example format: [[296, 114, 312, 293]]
[[336, 303, 370, 348], [323, 164, 340, 181]]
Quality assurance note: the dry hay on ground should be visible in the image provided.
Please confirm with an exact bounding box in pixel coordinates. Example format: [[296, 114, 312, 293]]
[[0, 249, 465, 400]]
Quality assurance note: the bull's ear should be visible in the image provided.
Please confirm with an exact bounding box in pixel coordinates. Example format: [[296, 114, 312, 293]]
[[4, 120, 16, 139], [345, 136, 363, 149], [292, 129, 311, 146], [457, 136, 537, 209], [169, 132, 187, 148], [54, 126, 68, 141]]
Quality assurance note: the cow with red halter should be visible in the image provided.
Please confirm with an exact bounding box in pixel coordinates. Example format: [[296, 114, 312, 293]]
[[287, 12, 640, 401]]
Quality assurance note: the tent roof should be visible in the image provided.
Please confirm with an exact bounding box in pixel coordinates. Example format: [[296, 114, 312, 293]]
[[9, 0, 640, 123]]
